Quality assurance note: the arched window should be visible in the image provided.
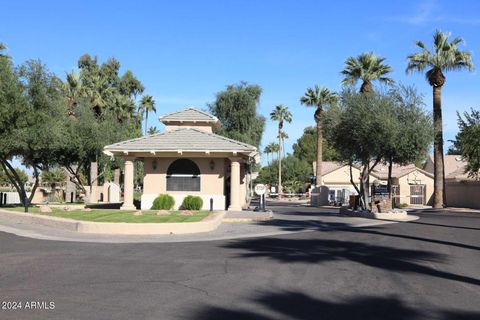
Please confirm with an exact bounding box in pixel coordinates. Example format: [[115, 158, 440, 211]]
[[166, 159, 201, 191]]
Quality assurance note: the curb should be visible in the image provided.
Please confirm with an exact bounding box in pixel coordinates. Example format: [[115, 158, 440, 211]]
[[0, 209, 225, 235], [223, 211, 273, 222], [339, 207, 419, 222]]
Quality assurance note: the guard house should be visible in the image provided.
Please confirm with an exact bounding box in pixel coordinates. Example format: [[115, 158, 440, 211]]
[[103, 108, 258, 211]]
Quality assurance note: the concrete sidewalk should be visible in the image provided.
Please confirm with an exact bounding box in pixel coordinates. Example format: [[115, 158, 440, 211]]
[[0, 207, 400, 243]]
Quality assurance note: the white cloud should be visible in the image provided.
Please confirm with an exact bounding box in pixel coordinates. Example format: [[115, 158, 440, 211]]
[[389, 0, 480, 26]]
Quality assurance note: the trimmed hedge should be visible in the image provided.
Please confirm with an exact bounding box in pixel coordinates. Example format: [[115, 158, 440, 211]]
[[151, 194, 175, 210], [181, 195, 203, 210]]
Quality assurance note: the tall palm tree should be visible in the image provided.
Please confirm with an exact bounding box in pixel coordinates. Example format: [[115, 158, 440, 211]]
[[270, 105, 292, 198], [270, 143, 279, 161], [263, 145, 272, 166], [341, 52, 394, 93], [265, 142, 279, 162], [279, 131, 289, 159], [139, 95, 156, 136], [406, 30, 474, 208], [300, 85, 338, 187]]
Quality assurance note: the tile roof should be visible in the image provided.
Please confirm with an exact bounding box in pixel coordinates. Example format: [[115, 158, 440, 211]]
[[104, 128, 256, 153], [319, 162, 345, 175], [370, 163, 418, 179], [320, 161, 430, 179], [159, 107, 219, 123], [426, 155, 474, 180], [443, 155, 468, 178]]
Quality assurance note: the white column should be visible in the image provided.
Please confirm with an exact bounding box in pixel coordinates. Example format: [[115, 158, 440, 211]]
[[121, 158, 136, 210], [228, 157, 242, 211]]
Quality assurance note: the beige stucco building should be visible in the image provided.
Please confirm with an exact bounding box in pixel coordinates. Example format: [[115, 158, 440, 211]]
[[319, 161, 434, 206], [426, 155, 480, 209], [104, 108, 258, 211]]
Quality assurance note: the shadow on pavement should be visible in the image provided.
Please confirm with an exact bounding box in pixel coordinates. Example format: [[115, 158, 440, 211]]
[[192, 290, 479, 320], [223, 236, 480, 286]]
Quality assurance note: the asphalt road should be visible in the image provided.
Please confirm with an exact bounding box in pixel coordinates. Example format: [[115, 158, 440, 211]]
[[0, 204, 479, 320]]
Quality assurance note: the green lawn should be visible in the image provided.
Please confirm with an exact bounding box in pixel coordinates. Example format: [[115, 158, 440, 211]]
[[5, 207, 210, 223]]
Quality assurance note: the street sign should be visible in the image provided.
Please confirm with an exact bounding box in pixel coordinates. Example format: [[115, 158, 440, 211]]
[[254, 184, 266, 195]]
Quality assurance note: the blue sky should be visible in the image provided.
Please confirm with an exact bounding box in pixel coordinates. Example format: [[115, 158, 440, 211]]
[[1, 0, 480, 166]]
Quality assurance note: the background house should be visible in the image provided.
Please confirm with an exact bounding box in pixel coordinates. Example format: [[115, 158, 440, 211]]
[[319, 161, 434, 206], [425, 155, 480, 209]]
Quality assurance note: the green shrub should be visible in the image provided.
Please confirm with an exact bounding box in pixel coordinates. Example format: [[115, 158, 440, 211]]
[[151, 194, 175, 210], [396, 202, 409, 209], [181, 195, 203, 210]]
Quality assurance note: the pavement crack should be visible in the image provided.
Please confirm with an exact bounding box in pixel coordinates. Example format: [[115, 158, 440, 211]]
[[174, 280, 210, 296], [224, 259, 229, 274]]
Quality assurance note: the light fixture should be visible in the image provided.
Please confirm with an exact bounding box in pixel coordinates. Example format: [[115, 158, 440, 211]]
[[152, 159, 158, 171], [209, 159, 215, 170]]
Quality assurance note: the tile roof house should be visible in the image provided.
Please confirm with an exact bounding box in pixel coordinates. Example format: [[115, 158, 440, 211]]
[[425, 155, 480, 209], [317, 161, 434, 206], [104, 108, 258, 211], [425, 155, 472, 181]]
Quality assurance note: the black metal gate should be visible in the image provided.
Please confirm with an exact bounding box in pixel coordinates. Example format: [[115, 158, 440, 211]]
[[410, 184, 425, 205]]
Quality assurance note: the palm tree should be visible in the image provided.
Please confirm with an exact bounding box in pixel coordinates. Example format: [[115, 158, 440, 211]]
[[300, 85, 338, 187], [147, 126, 159, 135], [406, 30, 474, 208], [341, 52, 394, 93], [270, 143, 279, 161], [265, 142, 279, 163], [139, 95, 156, 136], [263, 145, 272, 166], [81, 74, 112, 117], [63, 70, 80, 117], [41, 167, 67, 201], [270, 105, 292, 198], [279, 131, 289, 159]]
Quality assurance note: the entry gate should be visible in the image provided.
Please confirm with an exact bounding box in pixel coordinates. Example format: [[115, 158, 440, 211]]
[[410, 184, 425, 205]]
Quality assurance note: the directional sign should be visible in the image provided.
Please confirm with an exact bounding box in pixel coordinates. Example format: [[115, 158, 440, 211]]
[[254, 184, 266, 195]]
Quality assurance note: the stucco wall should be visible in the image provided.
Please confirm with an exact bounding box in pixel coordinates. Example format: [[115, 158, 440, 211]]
[[143, 157, 225, 195], [164, 124, 213, 133], [142, 157, 227, 210], [446, 180, 480, 209], [397, 170, 434, 205]]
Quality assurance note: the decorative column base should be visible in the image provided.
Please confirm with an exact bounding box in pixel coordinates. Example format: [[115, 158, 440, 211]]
[[227, 205, 242, 211], [120, 205, 137, 211]]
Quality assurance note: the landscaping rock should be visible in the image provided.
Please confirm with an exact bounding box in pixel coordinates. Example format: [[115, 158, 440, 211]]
[[179, 210, 193, 216], [39, 205, 52, 213], [133, 211, 143, 216], [82, 208, 92, 212], [63, 206, 72, 212], [156, 210, 170, 216]]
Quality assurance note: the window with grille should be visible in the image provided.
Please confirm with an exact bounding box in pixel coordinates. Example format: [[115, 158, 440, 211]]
[[166, 159, 200, 191]]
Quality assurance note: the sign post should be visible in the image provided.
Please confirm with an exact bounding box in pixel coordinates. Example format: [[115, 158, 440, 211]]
[[254, 184, 266, 212]]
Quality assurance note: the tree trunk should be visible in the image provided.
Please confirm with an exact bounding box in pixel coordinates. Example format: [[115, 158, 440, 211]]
[[348, 162, 361, 209], [432, 85, 445, 208], [361, 163, 370, 211], [387, 156, 393, 209], [387, 156, 393, 195], [316, 112, 323, 187], [1, 159, 29, 212], [145, 112, 148, 136], [278, 129, 282, 199]]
